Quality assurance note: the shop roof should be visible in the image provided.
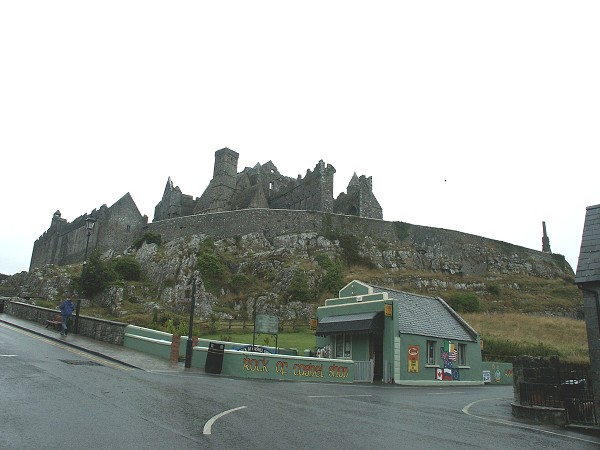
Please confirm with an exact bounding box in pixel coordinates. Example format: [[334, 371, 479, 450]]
[[370, 285, 478, 342]]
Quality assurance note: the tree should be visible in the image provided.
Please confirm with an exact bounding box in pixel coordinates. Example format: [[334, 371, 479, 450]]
[[80, 250, 117, 297]]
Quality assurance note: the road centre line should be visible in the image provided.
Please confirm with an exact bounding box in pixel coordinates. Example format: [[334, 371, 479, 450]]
[[203, 406, 247, 435], [462, 398, 600, 445]]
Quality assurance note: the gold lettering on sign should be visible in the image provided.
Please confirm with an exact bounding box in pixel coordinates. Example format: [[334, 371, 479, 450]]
[[327, 364, 349, 379], [275, 360, 288, 376], [242, 356, 269, 372], [292, 363, 324, 378]]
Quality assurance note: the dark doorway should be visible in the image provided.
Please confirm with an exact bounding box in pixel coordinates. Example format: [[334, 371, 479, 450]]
[[372, 334, 384, 381]]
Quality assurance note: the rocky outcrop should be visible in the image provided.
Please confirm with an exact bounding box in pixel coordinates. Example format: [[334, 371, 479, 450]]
[[1, 222, 579, 320]]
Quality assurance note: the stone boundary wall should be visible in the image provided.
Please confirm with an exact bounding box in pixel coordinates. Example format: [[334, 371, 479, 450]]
[[146, 208, 568, 278], [147, 208, 394, 244], [511, 356, 568, 426], [3, 300, 127, 345]]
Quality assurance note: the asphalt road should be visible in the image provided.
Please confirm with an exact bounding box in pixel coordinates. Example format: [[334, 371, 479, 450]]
[[1, 323, 599, 449]]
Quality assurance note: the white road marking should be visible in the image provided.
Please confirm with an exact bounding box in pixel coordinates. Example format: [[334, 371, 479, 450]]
[[308, 394, 373, 398], [203, 406, 247, 435], [0, 354, 18, 357], [428, 392, 466, 395], [463, 398, 600, 445]]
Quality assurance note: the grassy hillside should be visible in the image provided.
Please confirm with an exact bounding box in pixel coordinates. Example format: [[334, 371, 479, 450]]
[[463, 312, 588, 363]]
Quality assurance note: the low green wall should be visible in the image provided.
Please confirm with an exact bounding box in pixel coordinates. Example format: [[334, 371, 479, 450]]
[[123, 325, 353, 382], [124, 333, 172, 359], [482, 362, 513, 385], [192, 346, 354, 383]]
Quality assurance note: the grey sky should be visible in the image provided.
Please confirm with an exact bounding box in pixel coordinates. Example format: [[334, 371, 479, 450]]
[[1, 2, 598, 275]]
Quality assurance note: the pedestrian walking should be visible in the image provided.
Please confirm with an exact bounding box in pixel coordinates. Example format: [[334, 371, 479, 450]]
[[59, 299, 76, 336]]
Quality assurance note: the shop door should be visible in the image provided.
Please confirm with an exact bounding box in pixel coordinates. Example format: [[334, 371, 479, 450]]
[[372, 334, 384, 381]]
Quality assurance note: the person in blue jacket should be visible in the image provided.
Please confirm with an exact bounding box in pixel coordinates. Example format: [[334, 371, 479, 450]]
[[59, 299, 76, 336]]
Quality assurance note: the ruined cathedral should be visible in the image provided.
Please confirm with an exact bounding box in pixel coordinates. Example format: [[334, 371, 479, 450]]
[[154, 148, 382, 221], [30, 148, 382, 270]]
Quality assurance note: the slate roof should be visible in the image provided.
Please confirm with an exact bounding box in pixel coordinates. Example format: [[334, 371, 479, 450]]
[[370, 285, 478, 342], [575, 204, 600, 284]]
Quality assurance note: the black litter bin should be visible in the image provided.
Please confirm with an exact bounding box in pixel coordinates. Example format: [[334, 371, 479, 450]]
[[205, 342, 225, 374]]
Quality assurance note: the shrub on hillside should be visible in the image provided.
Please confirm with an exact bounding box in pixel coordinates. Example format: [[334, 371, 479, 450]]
[[482, 338, 560, 362], [338, 234, 374, 268], [445, 292, 482, 313], [80, 250, 117, 297], [196, 237, 231, 292], [133, 232, 162, 250], [288, 269, 312, 303], [112, 256, 142, 281], [315, 253, 345, 295]]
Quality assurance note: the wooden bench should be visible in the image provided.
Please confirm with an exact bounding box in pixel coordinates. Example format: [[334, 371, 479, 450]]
[[46, 314, 61, 331]]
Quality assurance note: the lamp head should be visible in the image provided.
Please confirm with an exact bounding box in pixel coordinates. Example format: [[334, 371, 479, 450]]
[[85, 217, 96, 231]]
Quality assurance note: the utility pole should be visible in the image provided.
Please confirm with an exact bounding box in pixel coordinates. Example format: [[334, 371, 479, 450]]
[[75, 217, 96, 334], [185, 278, 197, 368]]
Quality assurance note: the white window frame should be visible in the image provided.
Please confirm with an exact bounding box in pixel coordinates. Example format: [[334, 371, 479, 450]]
[[334, 334, 352, 359], [426, 340, 436, 365], [458, 343, 467, 366]]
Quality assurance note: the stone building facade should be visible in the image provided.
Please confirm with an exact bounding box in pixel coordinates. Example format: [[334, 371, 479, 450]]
[[30, 193, 148, 270], [153, 148, 382, 221], [575, 203, 600, 423]]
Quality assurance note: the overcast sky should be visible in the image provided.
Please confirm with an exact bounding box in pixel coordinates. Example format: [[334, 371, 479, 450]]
[[1, 2, 598, 276]]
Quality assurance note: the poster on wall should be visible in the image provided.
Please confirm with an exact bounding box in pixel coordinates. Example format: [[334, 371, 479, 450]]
[[440, 341, 454, 381], [408, 345, 419, 373]]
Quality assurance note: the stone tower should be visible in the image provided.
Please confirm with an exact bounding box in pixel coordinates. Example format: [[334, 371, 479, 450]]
[[542, 221, 552, 253], [333, 173, 383, 219], [213, 147, 239, 192], [194, 148, 240, 214]]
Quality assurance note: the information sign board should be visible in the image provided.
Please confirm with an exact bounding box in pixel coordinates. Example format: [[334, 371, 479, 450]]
[[255, 314, 279, 335]]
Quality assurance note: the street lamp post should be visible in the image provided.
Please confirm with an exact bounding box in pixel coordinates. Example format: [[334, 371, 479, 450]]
[[75, 217, 96, 334], [185, 278, 197, 369]]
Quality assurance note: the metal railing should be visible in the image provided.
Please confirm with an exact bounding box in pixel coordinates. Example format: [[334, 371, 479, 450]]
[[354, 360, 374, 382], [519, 379, 596, 425]]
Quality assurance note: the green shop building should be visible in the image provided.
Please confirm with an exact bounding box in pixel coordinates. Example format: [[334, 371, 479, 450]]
[[315, 281, 483, 385]]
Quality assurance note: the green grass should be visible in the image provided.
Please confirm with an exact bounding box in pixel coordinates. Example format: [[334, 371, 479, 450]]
[[199, 328, 318, 352], [463, 312, 589, 363]]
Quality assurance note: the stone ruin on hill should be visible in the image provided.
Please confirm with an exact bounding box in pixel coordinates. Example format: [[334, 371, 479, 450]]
[[30, 148, 382, 269]]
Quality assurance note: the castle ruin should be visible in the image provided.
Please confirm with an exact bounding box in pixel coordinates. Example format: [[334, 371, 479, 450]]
[[30, 149, 382, 270], [153, 148, 382, 221]]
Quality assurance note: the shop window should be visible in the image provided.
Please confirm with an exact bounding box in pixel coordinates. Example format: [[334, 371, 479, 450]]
[[458, 344, 467, 366], [426, 340, 436, 365], [334, 334, 352, 359]]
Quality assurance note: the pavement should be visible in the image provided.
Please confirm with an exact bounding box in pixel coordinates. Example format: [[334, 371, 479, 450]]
[[0, 313, 195, 373]]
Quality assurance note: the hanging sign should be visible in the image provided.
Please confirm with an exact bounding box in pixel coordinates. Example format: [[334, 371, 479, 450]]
[[384, 303, 393, 317]]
